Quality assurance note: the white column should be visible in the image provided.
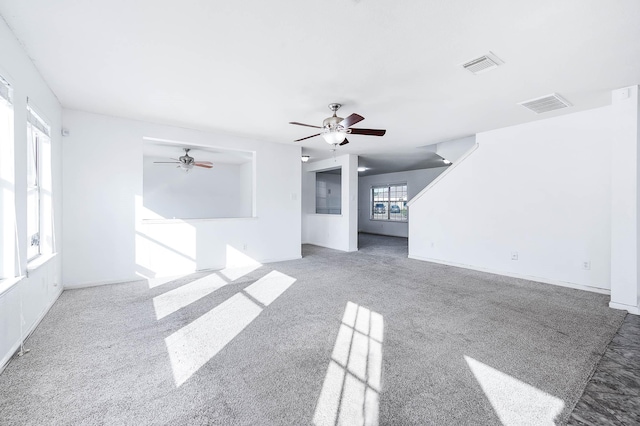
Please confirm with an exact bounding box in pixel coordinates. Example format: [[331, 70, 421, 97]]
[[345, 154, 358, 252], [302, 153, 358, 252], [610, 85, 640, 314]]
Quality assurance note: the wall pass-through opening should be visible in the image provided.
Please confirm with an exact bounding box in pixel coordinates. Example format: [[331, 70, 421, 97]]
[[316, 168, 342, 215], [142, 140, 255, 220]]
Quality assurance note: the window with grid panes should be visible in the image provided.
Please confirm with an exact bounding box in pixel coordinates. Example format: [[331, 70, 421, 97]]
[[370, 184, 407, 221], [26, 107, 50, 261]]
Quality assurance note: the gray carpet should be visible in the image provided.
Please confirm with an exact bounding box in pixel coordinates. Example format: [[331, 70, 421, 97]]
[[0, 234, 625, 425], [357, 232, 409, 259]]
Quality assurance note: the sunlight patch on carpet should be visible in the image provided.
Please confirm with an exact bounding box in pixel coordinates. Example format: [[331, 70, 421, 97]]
[[165, 269, 296, 387], [314, 302, 384, 426], [153, 273, 228, 320], [465, 356, 564, 425], [245, 271, 297, 306]]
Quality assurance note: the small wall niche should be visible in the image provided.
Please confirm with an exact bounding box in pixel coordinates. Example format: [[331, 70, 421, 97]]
[[316, 168, 342, 214], [142, 141, 254, 220]]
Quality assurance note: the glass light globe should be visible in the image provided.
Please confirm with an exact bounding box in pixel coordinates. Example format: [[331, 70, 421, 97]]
[[322, 127, 347, 145]]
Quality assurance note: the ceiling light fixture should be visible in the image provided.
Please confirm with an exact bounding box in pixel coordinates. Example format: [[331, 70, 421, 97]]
[[321, 103, 348, 145], [322, 126, 347, 145], [301, 155, 310, 162], [357, 167, 367, 172], [442, 159, 452, 165]]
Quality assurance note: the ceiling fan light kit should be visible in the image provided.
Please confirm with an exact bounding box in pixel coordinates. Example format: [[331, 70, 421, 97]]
[[153, 148, 213, 172], [321, 103, 347, 145], [322, 128, 347, 145], [290, 103, 386, 148]]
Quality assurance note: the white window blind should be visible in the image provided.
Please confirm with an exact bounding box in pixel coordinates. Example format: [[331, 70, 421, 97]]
[[27, 107, 50, 137]]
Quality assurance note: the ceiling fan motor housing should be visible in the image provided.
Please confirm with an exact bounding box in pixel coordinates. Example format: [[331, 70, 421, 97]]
[[179, 155, 194, 165], [323, 115, 344, 129]]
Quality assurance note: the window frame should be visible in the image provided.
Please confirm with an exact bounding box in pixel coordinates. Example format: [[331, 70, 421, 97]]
[[370, 183, 408, 222], [26, 107, 50, 262], [0, 75, 14, 279]]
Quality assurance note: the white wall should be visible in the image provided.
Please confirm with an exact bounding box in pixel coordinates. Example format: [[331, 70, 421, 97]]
[[62, 110, 301, 286], [358, 168, 447, 238], [143, 156, 252, 219], [302, 155, 358, 251], [0, 19, 63, 369], [409, 105, 614, 292]]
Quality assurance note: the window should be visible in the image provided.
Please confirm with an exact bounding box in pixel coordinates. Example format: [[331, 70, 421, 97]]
[[0, 76, 13, 278], [26, 107, 50, 261], [371, 184, 407, 221]]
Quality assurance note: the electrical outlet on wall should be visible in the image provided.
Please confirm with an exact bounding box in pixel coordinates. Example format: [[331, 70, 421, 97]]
[[582, 261, 591, 270], [511, 252, 519, 261]]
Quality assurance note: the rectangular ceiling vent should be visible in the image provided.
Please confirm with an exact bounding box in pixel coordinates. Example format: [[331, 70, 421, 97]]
[[462, 52, 503, 74], [519, 93, 572, 114]]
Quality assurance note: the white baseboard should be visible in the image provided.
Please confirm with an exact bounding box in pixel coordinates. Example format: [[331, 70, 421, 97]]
[[408, 255, 611, 295], [63, 276, 144, 290], [0, 286, 63, 375], [609, 301, 640, 315], [261, 255, 303, 264]]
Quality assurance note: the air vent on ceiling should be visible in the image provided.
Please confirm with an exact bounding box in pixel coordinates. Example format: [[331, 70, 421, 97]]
[[462, 52, 503, 74], [519, 93, 572, 114]]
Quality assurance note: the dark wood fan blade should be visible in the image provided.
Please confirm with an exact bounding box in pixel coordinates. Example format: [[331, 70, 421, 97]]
[[348, 128, 386, 136], [340, 113, 364, 128], [339, 139, 349, 146], [154, 161, 180, 163], [290, 121, 322, 129], [194, 161, 213, 169], [294, 133, 321, 142]]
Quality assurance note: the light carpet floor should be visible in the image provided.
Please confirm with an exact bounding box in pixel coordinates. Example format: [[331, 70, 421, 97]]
[[0, 234, 625, 425]]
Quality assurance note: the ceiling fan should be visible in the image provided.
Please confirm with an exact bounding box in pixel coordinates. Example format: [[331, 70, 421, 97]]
[[153, 148, 213, 172], [289, 103, 386, 146]]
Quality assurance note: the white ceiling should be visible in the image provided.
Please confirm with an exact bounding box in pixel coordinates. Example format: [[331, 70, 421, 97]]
[[143, 141, 252, 165], [1, 0, 639, 174]]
